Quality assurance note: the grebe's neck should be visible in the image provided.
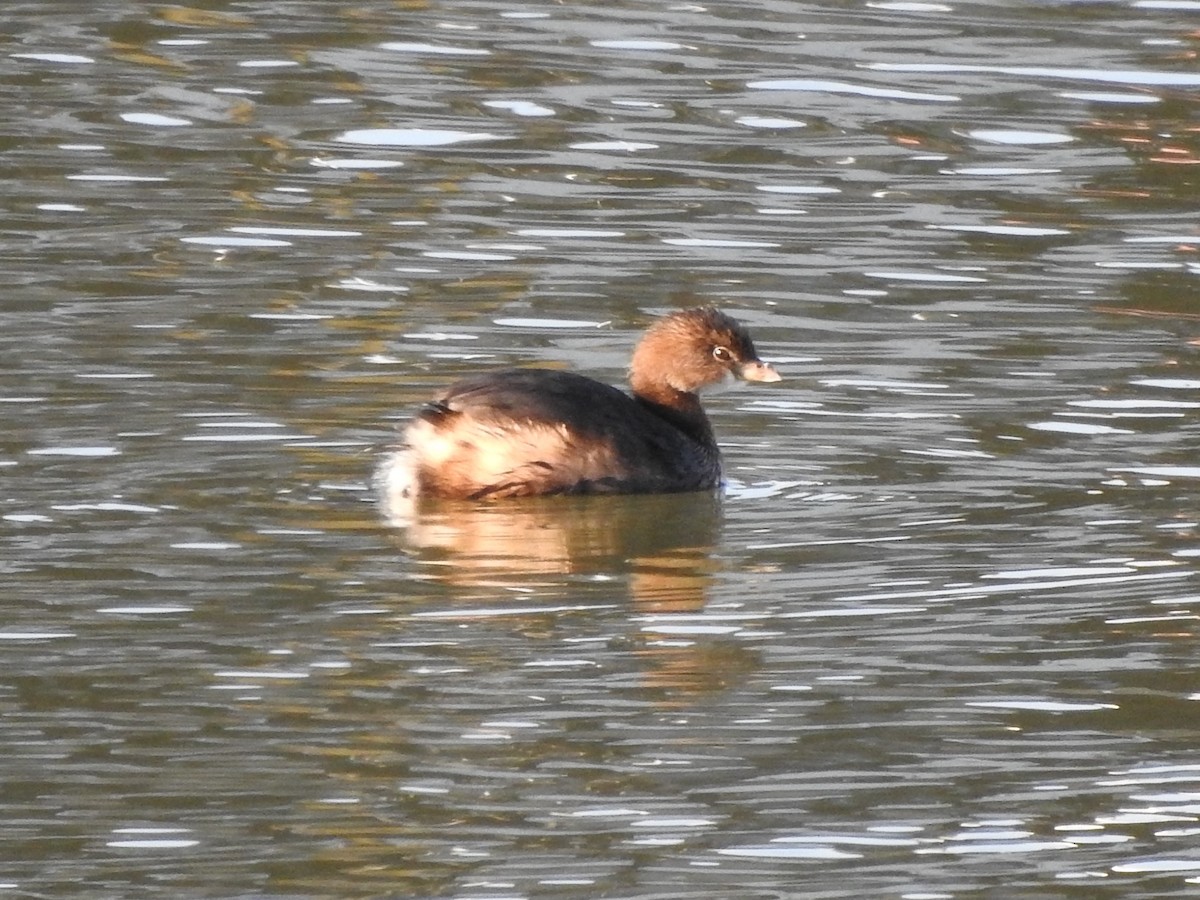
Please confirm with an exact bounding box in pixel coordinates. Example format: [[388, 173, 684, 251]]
[[631, 380, 715, 447]]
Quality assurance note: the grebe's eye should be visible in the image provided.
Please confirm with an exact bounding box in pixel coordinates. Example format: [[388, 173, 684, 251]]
[[712, 346, 733, 362]]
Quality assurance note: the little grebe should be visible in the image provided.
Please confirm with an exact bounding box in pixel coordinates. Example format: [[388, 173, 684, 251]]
[[378, 307, 780, 504]]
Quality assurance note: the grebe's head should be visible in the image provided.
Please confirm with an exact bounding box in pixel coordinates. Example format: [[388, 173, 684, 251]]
[[629, 307, 780, 398]]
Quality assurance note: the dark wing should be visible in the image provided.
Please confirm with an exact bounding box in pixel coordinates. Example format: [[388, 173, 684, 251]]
[[431, 369, 634, 434]]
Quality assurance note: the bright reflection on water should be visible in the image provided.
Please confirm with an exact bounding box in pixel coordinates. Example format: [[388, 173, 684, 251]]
[[4, 0, 1200, 897]]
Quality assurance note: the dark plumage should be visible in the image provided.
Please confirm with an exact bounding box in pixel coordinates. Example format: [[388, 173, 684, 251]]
[[377, 307, 780, 507]]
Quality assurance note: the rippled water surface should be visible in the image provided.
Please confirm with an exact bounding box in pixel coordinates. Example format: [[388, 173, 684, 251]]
[[5, 1, 1200, 897]]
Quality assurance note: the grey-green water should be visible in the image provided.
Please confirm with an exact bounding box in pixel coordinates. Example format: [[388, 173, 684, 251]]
[[4, 1, 1200, 897]]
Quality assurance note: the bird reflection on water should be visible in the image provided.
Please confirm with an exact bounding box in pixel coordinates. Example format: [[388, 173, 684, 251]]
[[388, 491, 722, 613]]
